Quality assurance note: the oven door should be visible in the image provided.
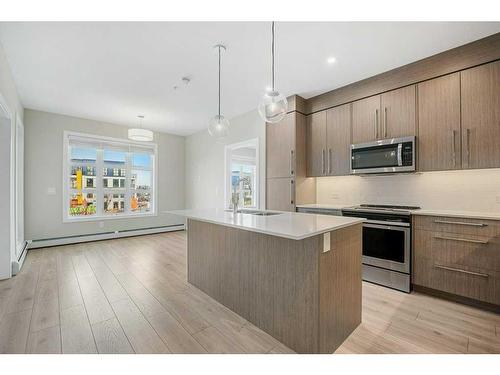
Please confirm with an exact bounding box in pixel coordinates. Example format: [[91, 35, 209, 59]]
[[362, 221, 410, 273]]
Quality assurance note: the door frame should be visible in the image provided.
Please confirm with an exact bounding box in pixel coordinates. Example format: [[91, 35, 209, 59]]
[[224, 138, 260, 210], [0, 92, 14, 279]]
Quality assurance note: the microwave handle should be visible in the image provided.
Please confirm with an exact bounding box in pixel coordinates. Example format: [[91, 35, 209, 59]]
[[397, 143, 402, 166]]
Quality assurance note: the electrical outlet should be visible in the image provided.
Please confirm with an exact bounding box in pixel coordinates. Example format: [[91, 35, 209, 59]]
[[331, 192, 340, 200], [496, 195, 500, 204], [98, 221, 104, 228], [47, 187, 56, 195]]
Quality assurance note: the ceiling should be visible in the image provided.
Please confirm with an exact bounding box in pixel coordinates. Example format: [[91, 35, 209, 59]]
[[1, 22, 499, 136]]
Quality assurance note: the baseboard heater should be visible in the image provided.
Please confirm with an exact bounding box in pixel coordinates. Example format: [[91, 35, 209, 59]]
[[28, 223, 185, 249]]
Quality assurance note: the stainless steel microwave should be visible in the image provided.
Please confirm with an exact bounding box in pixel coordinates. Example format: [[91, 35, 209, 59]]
[[350, 136, 416, 174]]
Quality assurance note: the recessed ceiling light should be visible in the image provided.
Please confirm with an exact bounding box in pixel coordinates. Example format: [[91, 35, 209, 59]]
[[327, 57, 336, 64], [265, 86, 273, 92]]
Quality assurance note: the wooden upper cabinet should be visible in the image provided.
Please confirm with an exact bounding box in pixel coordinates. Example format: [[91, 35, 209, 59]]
[[461, 60, 500, 170], [266, 113, 295, 178], [380, 85, 416, 139], [306, 111, 327, 177], [418, 73, 461, 171], [352, 95, 380, 144], [326, 104, 351, 176]]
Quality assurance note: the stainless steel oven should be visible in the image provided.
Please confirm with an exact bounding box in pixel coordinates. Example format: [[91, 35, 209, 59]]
[[342, 204, 419, 293], [350, 136, 416, 174]]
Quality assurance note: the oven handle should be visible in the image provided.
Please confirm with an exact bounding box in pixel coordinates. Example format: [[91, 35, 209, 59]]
[[364, 220, 410, 228]]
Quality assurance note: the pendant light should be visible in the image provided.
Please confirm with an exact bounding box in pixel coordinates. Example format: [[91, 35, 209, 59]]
[[258, 21, 288, 123], [128, 115, 154, 142], [208, 44, 230, 138]]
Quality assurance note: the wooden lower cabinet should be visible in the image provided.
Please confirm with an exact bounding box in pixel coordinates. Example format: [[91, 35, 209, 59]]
[[266, 177, 294, 212], [413, 257, 499, 305], [413, 215, 500, 306]]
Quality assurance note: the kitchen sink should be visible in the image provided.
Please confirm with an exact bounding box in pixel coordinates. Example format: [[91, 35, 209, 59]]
[[225, 209, 282, 216]]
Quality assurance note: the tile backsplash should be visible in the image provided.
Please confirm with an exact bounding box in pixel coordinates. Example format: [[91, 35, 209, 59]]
[[316, 169, 500, 212]]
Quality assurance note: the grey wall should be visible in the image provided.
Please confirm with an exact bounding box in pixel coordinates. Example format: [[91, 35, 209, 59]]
[[24, 109, 185, 240], [0, 41, 23, 279], [185, 109, 265, 209]]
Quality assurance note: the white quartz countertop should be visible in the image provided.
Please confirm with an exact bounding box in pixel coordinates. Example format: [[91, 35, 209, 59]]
[[297, 203, 500, 220], [412, 209, 500, 221], [295, 203, 351, 210], [166, 209, 364, 240], [295, 203, 500, 221]]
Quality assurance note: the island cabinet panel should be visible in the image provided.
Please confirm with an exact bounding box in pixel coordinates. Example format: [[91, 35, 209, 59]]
[[319, 223, 362, 352], [187, 219, 362, 353], [306, 111, 327, 177], [461, 60, 500, 170], [417, 73, 461, 171], [266, 113, 295, 178], [352, 94, 380, 144], [380, 85, 416, 139], [326, 104, 352, 176]]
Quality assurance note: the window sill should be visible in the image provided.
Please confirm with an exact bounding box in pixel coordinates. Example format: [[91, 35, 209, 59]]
[[63, 212, 157, 223]]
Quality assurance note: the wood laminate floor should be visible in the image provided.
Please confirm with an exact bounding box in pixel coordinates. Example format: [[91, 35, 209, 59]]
[[0, 231, 499, 354]]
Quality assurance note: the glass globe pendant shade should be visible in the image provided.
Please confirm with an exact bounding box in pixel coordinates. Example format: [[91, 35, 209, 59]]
[[258, 90, 288, 123], [208, 114, 230, 138], [128, 128, 154, 142]]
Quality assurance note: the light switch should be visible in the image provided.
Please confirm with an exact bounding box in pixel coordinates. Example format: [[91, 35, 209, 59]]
[[47, 187, 56, 195], [323, 232, 331, 253]]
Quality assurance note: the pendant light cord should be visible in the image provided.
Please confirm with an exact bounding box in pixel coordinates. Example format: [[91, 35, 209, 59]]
[[271, 21, 275, 91], [218, 45, 221, 117]]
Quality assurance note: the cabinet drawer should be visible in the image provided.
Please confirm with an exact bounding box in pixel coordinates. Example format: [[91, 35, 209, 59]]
[[413, 257, 500, 305], [414, 229, 500, 272], [413, 215, 500, 237]]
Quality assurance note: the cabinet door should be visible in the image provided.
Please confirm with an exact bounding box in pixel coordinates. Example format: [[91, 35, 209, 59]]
[[461, 61, 500, 169], [306, 111, 327, 177], [266, 113, 295, 178], [326, 104, 351, 176], [266, 178, 294, 212], [380, 85, 416, 139], [352, 95, 380, 144], [418, 73, 461, 171]]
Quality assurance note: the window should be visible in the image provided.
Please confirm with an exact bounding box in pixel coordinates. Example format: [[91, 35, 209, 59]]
[[224, 138, 259, 209], [63, 132, 156, 221]]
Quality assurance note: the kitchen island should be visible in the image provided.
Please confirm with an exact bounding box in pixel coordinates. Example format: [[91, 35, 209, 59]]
[[168, 209, 364, 353]]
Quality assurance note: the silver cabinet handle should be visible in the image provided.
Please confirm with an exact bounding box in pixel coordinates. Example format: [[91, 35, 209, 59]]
[[290, 150, 294, 176], [451, 130, 457, 168], [375, 109, 379, 139], [434, 219, 487, 227], [384, 107, 388, 138], [434, 264, 489, 278], [321, 149, 325, 175], [433, 235, 488, 244], [328, 148, 332, 174], [290, 179, 294, 205], [466, 128, 471, 167]]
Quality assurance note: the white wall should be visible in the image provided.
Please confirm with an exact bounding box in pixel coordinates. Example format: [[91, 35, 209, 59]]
[[24, 109, 185, 241], [185, 109, 265, 209], [316, 169, 500, 212], [0, 41, 23, 279]]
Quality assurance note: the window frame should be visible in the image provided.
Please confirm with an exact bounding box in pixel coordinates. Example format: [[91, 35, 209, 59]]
[[62, 131, 158, 222], [224, 138, 259, 210]]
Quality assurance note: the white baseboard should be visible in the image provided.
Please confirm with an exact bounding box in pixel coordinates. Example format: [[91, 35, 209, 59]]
[[28, 224, 185, 249], [11, 241, 29, 275]]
